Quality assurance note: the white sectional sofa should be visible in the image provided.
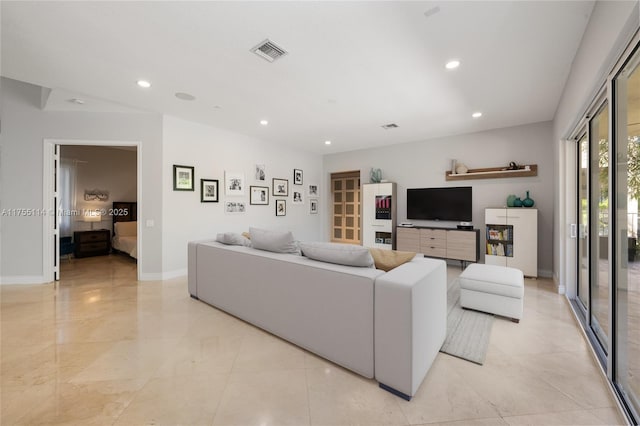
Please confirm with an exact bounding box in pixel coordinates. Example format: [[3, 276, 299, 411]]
[[188, 239, 447, 400]]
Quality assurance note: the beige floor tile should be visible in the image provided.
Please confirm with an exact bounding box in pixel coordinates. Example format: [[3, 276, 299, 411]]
[[231, 332, 307, 373], [153, 334, 243, 378], [213, 369, 310, 426], [503, 408, 624, 425], [398, 355, 500, 424], [115, 373, 227, 426], [69, 338, 181, 383], [420, 418, 509, 426], [451, 354, 584, 417], [11, 378, 147, 425], [306, 366, 409, 426]]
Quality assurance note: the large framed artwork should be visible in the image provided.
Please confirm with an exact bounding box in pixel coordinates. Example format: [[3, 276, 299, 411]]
[[200, 179, 219, 203]]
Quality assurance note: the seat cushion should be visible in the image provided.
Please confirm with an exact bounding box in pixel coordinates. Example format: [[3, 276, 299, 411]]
[[459, 264, 524, 298]]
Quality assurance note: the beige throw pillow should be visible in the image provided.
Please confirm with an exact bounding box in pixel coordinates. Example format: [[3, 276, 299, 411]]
[[369, 248, 417, 272]]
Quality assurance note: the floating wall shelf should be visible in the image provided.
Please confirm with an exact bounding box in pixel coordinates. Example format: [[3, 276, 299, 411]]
[[445, 164, 538, 181]]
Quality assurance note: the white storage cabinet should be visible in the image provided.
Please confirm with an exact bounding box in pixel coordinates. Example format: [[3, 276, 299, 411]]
[[485, 208, 537, 277], [362, 182, 396, 250]]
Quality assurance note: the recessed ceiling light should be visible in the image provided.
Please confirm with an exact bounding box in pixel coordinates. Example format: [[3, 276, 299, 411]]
[[325, 140, 332, 145], [137, 80, 151, 88], [472, 112, 483, 118], [213, 105, 222, 109], [68, 98, 85, 105], [175, 92, 196, 101], [260, 119, 269, 126], [445, 60, 460, 70]]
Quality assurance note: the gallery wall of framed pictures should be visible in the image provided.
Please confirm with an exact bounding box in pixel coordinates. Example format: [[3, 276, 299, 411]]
[[172, 163, 320, 218]]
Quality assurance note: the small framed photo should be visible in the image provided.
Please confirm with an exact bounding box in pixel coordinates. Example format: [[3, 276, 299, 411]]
[[272, 178, 288, 197], [250, 186, 269, 205], [275, 199, 286, 216], [200, 179, 219, 203], [310, 199, 318, 214], [173, 165, 194, 191], [292, 190, 304, 205], [308, 184, 319, 197], [225, 201, 246, 214], [255, 164, 266, 181], [293, 169, 303, 185], [225, 172, 245, 196]]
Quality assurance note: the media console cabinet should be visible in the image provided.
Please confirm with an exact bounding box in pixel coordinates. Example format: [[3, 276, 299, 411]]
[[396, 226, 480, 265]]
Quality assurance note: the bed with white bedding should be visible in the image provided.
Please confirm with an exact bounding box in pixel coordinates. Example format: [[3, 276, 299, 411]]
[[112, 222, 137, 259], [112, 201, 137, 260]]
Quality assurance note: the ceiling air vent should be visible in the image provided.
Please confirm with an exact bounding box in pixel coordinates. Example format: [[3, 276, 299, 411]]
[[381, 123, 399, 130], [251, 39, 287, 62]]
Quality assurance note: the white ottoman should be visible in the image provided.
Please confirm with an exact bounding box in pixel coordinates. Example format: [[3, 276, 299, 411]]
[[458, 264, 524, 322]]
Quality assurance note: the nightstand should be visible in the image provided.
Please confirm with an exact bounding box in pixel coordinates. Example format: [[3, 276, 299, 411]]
[[74, 230, 111, 258]]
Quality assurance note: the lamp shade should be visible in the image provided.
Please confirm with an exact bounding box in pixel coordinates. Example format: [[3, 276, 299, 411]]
[[83, 211, 101, 222]]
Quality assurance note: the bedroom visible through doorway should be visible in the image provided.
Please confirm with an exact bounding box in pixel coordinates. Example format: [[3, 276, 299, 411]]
[[49, 142, 140, 281]]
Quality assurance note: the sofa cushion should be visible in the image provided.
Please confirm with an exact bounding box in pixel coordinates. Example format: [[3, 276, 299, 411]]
[[369, 248, 417, 272], [216, 232, 251, 246], [249, 227, 300, 254], [300, 242, 374, 267]]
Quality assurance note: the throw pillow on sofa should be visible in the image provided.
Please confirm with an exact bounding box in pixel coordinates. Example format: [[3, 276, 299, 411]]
[[249, 227, 300, 254], [216, 232, 251, 246], [369, 248, 417, 271], [299, 242, 374, 267]]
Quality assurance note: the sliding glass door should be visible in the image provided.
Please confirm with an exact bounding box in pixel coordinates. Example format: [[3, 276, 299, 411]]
[[614, 44, 640, 420], [578, 132, 589, 310], [590, 103, 610, 351], [576, 101, 610, 354]]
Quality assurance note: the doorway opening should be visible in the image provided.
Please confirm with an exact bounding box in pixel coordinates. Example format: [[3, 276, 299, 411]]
[[43, 139, 142, 282]]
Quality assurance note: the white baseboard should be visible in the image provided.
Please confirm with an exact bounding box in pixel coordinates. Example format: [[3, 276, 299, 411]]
[[162, 268, 187, 280], [0, 275, 48, 285], [139, 269, 187, 281]]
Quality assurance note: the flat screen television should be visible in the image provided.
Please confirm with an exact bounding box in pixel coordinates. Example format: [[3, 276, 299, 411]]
[[406, 186, 472, 222]]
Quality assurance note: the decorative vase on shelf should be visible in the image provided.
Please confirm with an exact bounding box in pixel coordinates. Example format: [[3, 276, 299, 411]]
[[455, 163, 468, 174], [370, 168, 382, 183], [513, 197, 523, 207], [507, 194, 517, 207], [523, 190, 535, 207]]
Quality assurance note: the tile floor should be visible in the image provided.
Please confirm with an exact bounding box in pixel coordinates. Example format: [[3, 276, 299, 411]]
[[0, 255, 629, 425]]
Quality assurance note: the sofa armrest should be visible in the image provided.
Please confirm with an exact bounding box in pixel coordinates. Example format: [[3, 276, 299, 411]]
[[374, 258, 447, 399], [188, 239, 217, 297]]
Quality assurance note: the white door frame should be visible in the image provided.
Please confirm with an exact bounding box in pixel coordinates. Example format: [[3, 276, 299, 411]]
[[43, 139, 142, 282]]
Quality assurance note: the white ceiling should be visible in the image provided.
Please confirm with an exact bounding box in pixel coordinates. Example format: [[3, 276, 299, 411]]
[[1, 1, 594, 154]]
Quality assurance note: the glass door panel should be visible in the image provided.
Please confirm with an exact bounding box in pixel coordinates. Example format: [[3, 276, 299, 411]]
[[578, 132, 589, 310], [590, 103, 610, 350], [614, 44, 640, 419]]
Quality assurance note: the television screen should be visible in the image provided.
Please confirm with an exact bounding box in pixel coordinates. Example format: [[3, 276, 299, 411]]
[[406, 186, 472, 222]]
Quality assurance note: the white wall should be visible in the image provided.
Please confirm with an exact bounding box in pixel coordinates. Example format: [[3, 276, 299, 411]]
[[60, 145, 137, 233], [323, 121, 555, 277], [0, 77, 163, 283], [552, 1, 638, 294], [161, 115, 323, 276]]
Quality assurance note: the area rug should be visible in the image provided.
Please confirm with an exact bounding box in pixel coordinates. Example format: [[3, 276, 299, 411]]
[[440, 278, 494, 365]]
